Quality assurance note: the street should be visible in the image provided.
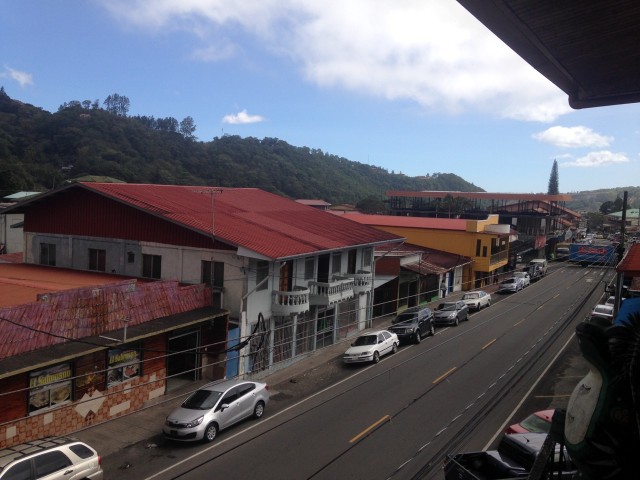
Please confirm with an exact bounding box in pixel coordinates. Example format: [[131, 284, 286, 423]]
[[99, 264, 611, 480]]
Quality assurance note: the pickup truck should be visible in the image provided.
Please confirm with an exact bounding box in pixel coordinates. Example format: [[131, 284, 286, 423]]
[[443, 429, 576, 479]]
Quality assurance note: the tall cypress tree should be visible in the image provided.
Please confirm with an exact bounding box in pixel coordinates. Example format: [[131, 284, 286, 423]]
[[547, 159, 559, 194]]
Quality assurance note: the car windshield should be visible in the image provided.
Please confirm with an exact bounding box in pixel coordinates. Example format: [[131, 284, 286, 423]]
[[182, 389, 223, 410], [520, 414, 552, 433], [440, 302, 457, 311], [463, 293, 478, 300], [392, 313, 416, 324], [353, 335, 377, 346], [594, 306, 612, 314]]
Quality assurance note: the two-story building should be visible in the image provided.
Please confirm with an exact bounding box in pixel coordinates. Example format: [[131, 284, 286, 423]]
[[6, 182, 404, 377], [342, 213, 511, 290]]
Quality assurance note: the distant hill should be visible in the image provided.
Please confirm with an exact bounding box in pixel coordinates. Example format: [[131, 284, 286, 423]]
[[566, 188, 640, 213], [0, 88, 483, 205]]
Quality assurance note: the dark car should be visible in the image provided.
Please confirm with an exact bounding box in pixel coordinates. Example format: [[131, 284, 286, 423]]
[[433, 300, 469, 327], [388, 306, 435, 344]]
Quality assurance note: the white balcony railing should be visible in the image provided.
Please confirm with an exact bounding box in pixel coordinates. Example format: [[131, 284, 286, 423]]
[[334, 270, 372, 294], [308, 278, 354, 306], [271, 287, 310, 316]]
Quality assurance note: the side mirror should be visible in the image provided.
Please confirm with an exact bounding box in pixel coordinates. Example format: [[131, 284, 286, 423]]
[[220, 403, 229, 411]]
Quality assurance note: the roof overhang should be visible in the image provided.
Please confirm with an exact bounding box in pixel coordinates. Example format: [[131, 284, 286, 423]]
[[456, 1, 640, 109]]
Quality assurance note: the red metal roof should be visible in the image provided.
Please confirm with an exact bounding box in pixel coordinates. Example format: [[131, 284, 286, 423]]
[[343, 213, 468, 231], [0, 265, 211, 360], [19, 183, 403, 260], [618, 243, 640, 275]]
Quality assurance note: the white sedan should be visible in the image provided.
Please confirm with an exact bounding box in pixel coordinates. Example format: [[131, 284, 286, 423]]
[[462, 290, 492, 310], [512, 271, 531, 287], [343, 330, 399, 364]]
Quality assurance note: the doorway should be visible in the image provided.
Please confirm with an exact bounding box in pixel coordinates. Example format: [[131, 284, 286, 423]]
[[167, 330, 200, 391]]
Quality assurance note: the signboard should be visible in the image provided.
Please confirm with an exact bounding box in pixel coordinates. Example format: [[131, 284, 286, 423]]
[[28, 363, 72, 414], [107, 346, 141, 387]]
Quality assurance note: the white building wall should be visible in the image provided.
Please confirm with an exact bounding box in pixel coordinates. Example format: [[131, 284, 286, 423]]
[[0, 213, 24, 254]]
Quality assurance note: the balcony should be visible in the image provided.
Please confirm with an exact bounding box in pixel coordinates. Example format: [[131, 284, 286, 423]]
[[335, 270, 372, 294], [272, 287, 310, 316], [308, 278, 355, 306]]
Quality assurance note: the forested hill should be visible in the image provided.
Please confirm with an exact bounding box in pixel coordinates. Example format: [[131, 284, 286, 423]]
[[0, 89, 483, 205]]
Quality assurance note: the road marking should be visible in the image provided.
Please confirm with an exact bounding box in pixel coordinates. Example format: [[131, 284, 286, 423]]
[[433, 367, 457, 384], [350, 414, 391, 443], [482, 339, 496, 350]]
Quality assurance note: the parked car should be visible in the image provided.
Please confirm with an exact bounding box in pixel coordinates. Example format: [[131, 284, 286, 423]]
[[525, 263, 543, 281], [506, 409, 554, 434], [590, 304, 614, 323], [498, 277, 524, 293], [512, 271, 530, 287], [0, 436, 103, 480], [164, 379, 270, 443], [605, 295, 626, 306], [388, 306, 434, 344], [461, 290, 491, 311], [528, 258, 548, 275], [343, 330, 399, 364], [433, 301, 469, 327]]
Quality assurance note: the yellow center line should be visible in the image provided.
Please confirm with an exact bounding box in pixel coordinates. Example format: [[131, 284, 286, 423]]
[[433, 366, 457, 384], [482, 339, 496, 350], [350, 414, 391, 443]]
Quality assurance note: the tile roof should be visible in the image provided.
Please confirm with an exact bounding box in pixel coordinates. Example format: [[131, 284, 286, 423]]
[[75, 183, 403, 259], [343, 213, 468, 231]]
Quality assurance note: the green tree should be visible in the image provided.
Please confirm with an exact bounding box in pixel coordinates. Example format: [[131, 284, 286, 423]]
[[547, 159, 559, 194], [179, 116, 197, 140]]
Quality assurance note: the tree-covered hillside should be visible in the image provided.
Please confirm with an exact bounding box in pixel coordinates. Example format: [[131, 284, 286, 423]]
[[0, 88, 483, 204]]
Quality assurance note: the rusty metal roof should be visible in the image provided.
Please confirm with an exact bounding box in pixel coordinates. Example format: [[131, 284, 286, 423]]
[[457, 0, 640, 108], [344, 213, 468, 231], [9, 183, 403, 260]]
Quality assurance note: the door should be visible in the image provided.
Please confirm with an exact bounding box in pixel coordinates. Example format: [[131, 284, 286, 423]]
[[216, 386, 240, 428], [167, 330, 200, 388]]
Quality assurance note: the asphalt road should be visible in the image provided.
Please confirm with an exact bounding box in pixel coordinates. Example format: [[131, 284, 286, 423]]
[[114, 264, 609, 480]]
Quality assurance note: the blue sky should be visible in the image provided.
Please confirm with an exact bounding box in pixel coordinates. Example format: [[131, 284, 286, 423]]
[[1, 0, 638, 194]]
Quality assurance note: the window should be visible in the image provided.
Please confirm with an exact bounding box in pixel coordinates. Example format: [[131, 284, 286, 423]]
[[362, 247, 372, 269], [142, 254, 162, 279], [88, 248, 106, 271], [34, 451, 72, 477], [39, 243, 56, 266], [28, 363, 72, 414], [202, 261, 224, 289], [347, 249, 357, 274], [304, 257, 315, 280], [475, 239, 481, 257], [331, 252, 342, 275], [3, 460, 31, 480], [106, 345, 141, 387], [256, 260, 269, 291], [127, 251, 135, 263]]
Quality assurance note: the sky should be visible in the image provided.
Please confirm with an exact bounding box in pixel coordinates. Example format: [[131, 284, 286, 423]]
[[1, 0, 638, 194]]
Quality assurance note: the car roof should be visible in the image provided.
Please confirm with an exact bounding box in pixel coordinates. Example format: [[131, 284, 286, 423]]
[[0, 437, 89, 470], [201, 378, 261, 392]]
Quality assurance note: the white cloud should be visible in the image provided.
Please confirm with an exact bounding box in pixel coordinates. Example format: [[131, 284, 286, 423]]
[[2, 66, 34, 87], [99, 0, 571, 122], [533, 126, 613, 148], [222, 109, 264, 124], [191, 42, 237, 62], [560, 151, 629, 168]]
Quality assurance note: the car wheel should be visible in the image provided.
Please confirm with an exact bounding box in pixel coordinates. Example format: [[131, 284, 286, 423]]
[[203, 423, 218, 443], [392, 342, 398, 353], [373, 351, 380, 363], [253, 400, 265, 419], [414, 330, 422, 344], [487, 299, 491, 307], [454, 316, 459, 326], [428, 322, 435, 336]]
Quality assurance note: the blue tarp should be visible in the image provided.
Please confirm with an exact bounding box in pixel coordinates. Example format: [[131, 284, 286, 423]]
[[614, 297, 640, 326]]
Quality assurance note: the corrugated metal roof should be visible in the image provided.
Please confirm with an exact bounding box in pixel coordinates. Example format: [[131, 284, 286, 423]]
[[0, 276, 211, 360], [74, 183, 403, 259], [343, 213, 468, 231], [618, 243, 640, 275], [386, 191, 573, 201]]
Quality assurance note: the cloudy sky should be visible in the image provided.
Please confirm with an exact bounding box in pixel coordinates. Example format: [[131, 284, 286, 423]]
[[1, 0, 638, 193]]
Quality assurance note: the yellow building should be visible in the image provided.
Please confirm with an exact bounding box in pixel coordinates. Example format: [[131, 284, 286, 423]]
[[343, 214, 511, 290]]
